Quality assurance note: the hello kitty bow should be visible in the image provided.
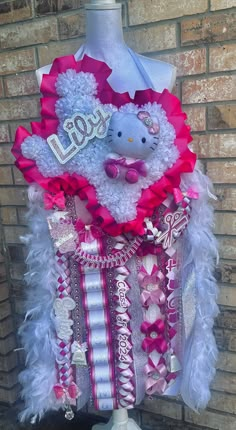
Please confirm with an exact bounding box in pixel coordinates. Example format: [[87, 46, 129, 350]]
[[137, 111, 160, 135]]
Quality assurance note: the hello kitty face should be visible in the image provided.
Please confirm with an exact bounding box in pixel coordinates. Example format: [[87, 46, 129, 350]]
[[107, 111, 160, 160]]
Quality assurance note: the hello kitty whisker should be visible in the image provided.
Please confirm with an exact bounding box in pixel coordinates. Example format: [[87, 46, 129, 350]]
[[108, 129, 114, 131], [150, 147, 155, 151]]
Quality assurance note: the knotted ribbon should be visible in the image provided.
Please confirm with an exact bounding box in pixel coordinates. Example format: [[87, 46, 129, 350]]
[[44, 191, 66, 210], [137, 111, 160, 135], [141, 319, 168, 353], [145, 361, 168, 395], [138, 265, 166, 306]]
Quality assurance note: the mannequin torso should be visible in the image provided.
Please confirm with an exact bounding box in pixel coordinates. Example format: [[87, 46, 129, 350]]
[[36, 6, 176, 97]]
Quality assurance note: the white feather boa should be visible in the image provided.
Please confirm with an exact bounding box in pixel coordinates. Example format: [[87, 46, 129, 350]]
[[18, 184, 62, 422], [180, 164, 219, 411]]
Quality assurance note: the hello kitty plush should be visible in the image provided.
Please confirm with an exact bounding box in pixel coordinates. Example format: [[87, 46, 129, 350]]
[[104, 111, 160, 183]]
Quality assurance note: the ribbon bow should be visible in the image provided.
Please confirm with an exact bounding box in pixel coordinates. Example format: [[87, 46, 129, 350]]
[[173, 187, 199, 206], [44, 191, 66, 210], [141, 319, 168, 353], [138, 265, 166, 306], [137, 111, 160, 135], [54, 382, 80, 406], [75, 219, 103, 244]]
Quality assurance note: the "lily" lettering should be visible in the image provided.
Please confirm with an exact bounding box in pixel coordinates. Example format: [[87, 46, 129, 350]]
[[47, 106, 111, 164]]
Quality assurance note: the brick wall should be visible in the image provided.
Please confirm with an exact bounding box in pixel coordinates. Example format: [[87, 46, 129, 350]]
[[0, 0, 235, 428]]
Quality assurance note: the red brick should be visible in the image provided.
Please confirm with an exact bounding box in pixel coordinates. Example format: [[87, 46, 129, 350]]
[[0, 385, 19, 404], [218, 286, 236, 307], [4, 72, 39, 97], [155, 48, 206, 77], [185, 405, 236, 429], [9, 121, 31, 142], [4, 226, 27, 244], [12, 167, 27, 186], [0, 334, 15, 354], [0, 48, 36, 76], [192, 134, 236, 158], [210, 44, 236, 72], [208, 104, 236, 130], [181, 13, 236, 46], [0, 167, 13, 185], [182, 75, 236, 104], [0, 187, 27, 206], [124, 24, 176, 53], [139, 397, 182, 421], [219, 237, 236, 259], [0, 283, 9, 302], [184, 106, 206, 131], [209, 391, 236, 415], [0, 351, 17, 371], [0, 368, 18, 389], [0, 0, 32, 25], [214, 186, 236, 211], [0, 125, 10, 143], [0, 317, 14, 338], [58, 12, 86, 40], [0, 301, 12, 321], [211, 0, 236, 10], [38, 39, 85, 67], [128, 0, 208, 25], [35, 0, 84, 15], [17, 207, 27, 225], [0, 97, 40, 121], [1, 207, 17, 225], [0, 144, 15, 165], [207, 161, 236, 183], [215, 213, 236, 235], [0, 17, 58, 50]]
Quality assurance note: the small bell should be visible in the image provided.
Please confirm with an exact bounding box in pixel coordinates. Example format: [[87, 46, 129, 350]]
[[167, 354, 182, 373]]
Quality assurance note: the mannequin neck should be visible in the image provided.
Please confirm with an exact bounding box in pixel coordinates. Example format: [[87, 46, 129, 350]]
[[85, 8, 125, 53]]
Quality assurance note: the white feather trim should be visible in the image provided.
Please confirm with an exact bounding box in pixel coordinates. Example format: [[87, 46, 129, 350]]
[[180, 163, 219, 411], [18, 184, 62, 421]]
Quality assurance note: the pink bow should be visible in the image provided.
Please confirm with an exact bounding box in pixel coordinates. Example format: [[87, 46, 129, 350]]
[[75, 219, 103, 244], [145, 361, 168, 395], [54, 382, 80, 406], [44, 191, 66, 210], [141, 319, 168, 353], [137, 111, 160, 135], [173, 187, 199, 205], [138, 265, 165, 287]]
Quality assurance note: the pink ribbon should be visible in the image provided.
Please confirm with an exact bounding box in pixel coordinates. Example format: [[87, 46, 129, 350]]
[[138, 265, 164, 288], [138, 265, 165, 306], [145, 361, 168, 395], [44, 191, 66, 210], [137, 111, 160, 135], [75, 219, 103, 244], [141, 319, 168, 353], [173, 187, 199, 205], [54, 382, 80, 406]]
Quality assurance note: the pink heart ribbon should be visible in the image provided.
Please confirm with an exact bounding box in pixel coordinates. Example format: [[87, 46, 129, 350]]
[[137, 111, 160, 135], [44, 191, 66, 210]]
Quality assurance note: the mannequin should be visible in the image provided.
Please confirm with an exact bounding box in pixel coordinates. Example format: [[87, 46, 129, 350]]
[[35, 1, 177, 429], [36, 1, 176, 96]]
